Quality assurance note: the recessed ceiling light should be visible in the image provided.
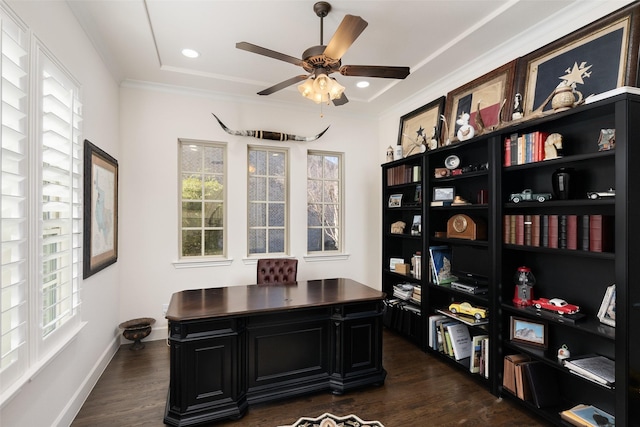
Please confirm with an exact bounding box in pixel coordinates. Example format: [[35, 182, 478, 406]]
[[356, 81, 370, 88], [181, 48, 199, 58]]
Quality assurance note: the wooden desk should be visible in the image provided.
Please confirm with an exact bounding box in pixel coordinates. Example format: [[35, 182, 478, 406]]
[[163, 278, 387, 426]]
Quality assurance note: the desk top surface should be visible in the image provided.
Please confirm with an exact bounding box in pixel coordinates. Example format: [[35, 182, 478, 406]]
[[166, 278, 385, 321]]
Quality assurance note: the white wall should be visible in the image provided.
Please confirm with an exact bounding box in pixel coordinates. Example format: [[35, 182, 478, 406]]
[[2, 1, 120, 427], [118, 86, 381, 335]]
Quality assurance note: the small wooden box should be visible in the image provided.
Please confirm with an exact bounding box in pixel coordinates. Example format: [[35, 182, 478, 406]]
[[395, 263, 410, 274]]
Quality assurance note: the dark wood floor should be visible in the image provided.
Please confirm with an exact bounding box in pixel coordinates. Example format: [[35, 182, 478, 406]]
[[72, 329, 548, 426]]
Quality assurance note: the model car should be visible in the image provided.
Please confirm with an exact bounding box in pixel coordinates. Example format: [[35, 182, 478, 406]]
[[449, 302, 488, 320], [587, 188, 615, 199], [509, 189, 552, 203], [532, 297, 580, 315]]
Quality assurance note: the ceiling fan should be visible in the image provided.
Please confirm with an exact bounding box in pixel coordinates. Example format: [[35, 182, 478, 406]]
[[236, 1, 410, 106]]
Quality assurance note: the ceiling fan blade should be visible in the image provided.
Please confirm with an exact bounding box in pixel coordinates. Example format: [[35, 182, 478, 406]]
[[258, 75, 309, 95], [339, 65, 410, 79], [323, 15, 368, 60], [332, 92, 349, 106], [236, 42, 304, 67]]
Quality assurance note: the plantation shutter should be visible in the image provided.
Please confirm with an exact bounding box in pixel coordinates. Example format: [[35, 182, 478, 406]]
[[0, 7, 29, 390], [37, 45, 82, 341]]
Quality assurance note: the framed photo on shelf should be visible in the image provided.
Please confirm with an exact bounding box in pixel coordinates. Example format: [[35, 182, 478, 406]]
[[509, 316, 548, 349], [597, 284, 616, 327], [388, 194, 403, 208], [83, 139, 119, 279], [442, 60, 516, 145], [397, 97, 445, 155], [433, 186, 455, 202], [515, 2, 640, 117]]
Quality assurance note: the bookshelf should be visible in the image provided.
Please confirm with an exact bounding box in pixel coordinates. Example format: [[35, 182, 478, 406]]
[[382, 92, 640, 425]]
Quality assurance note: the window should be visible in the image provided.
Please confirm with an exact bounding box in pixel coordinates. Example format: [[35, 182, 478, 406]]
[[307, 151, 342, 253], [248, 147, 288, 255], [1, 6, 83, 398], [179, 140, 226, 258]]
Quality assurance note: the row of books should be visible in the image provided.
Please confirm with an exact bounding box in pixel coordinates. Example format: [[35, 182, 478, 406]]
[[503, 131, 549, 166], [503, 214, 613, 252], [386, 164, 421, 186], [428, 314, 489, 377], [563, 354, 615, 388]]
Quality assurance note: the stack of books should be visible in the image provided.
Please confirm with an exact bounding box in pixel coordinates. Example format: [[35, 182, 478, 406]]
[[392, 283, 414, 301], [560, 404, 615, 427], [563, 354, 615, 388], [410, 285, 421, 304]]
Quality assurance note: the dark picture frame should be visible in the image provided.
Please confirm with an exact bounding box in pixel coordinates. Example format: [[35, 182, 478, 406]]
[[397, 96, 445, 156], [510, 316, 548, 349], [433, 186, 455, 202], [442, 60, 517, 145], [515, 2, 640, 117], [83, 139, 119, 278]]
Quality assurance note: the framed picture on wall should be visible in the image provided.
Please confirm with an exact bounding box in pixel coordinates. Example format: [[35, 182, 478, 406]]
[[514, 2, 640, 117], [83, 139, 119, 278], [442, 60, 516, 145], [397, 97, 445, 154]]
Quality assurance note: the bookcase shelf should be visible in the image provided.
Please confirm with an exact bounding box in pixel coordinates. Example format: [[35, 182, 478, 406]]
[[382, 92, 640, 425]]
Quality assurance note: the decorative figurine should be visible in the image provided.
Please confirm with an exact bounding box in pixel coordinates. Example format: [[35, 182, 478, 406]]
[[513, 266, 536, 306], [532, 297, 580, 315], [512, 93, 523, 120], [551, 81, 584, 112], [390, 220, 406, 234], [386, 145, 394, 162], [544, 133, 563, 160], [428, 126, 438, 150], [557, 344, 571, 361], [598, 128, 615, 151], [440, 114, 451, 146], [509, 189, 552, 203], [456, 112, 475, 141]]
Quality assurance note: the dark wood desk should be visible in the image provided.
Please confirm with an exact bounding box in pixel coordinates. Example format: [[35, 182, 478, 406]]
[[163, 278, 387, 426]]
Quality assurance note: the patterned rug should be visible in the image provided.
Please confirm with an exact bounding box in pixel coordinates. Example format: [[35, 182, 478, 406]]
[[279, 412, 384, 427]]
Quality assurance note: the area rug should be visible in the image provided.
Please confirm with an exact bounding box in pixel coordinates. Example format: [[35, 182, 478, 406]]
[[278, 412, 384, 427]]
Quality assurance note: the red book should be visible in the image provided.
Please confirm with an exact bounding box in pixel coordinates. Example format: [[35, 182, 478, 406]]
[[516, 215, 525, 245], [548, 215, 559, 248], [567, 214, 578, 250], [590, 215, 614, 252], [504, 138, 511, 166]]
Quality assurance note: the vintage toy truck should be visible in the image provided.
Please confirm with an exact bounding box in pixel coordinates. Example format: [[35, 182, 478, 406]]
[[509, 189, 552, 203]]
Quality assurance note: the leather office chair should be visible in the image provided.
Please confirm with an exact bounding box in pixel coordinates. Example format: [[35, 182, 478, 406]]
[[257, 258, 298, 284]]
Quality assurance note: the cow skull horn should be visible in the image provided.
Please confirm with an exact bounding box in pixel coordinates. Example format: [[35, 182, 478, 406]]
[[212, 114, 329, 142]]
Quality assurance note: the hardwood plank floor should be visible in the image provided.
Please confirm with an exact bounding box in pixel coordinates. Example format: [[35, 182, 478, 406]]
[[72, 329, 549, 426]]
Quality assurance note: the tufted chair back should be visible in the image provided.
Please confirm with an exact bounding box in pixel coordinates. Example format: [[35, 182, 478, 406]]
[[257, 258, 298, 284]]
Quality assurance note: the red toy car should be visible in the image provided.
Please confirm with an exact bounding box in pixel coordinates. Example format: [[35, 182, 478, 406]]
[[532, 298, 580, 315]]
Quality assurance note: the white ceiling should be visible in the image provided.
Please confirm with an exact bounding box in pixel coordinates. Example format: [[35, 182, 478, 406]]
[[67, 0, 581, 116]]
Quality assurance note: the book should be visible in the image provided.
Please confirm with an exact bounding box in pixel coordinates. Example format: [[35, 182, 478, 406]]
[[503, 215, 511, 244], [567, 214, 578, 250], [524, 214, 532, 245], [564, 354, 615, 386], [522, 361, 561, 408], [503, 353, 529, 394], [428, 314, 447, 350], [515, 214, 524, 245], [482, 337, 489, 378], [515, 360, 534, 401], [560, 404, 615, 427], [429, 246, 456, 285], [581, 214, 590, 251], [531, 214, 540, 247], [446, 322, 471, 360], [541, 215, 549, 247], [589, 215, 614, 252], [548, 214, 559, 248], [504, 137, 511, 166], [559, 214, 567, 249], [470, 334, 488, 374]]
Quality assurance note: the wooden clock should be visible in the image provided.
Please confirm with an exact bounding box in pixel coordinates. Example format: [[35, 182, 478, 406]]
[[446, 214, 487, 240]]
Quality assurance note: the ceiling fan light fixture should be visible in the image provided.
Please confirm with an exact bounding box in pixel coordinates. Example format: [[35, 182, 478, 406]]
[[298, 72, 344, 104]]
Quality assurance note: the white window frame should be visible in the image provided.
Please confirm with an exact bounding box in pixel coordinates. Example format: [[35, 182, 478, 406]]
[[306, 150, 344, 254], [247, 145, 289, 257], [177, 139, 227, 261]]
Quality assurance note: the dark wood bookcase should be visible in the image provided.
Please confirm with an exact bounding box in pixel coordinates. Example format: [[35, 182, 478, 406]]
[[381, 92, 640, 426]]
